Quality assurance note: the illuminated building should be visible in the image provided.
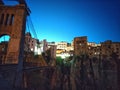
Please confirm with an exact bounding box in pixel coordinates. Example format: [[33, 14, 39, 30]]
[[56, 41, 73, 58], [74, 36, 120, 60], [56, 41, 67, 50], [87, 42, 101, 58]]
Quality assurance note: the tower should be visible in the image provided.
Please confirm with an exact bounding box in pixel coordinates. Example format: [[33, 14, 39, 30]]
[[0, 0, 30, 64], [0, 0, 30, 88]]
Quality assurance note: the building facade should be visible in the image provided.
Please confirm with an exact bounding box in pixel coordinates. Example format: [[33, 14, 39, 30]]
[[74, 36, 88, 56], [74, 36, 120, 60], [56, 41, 67, 50], [49, 45, 57, 59], [24, 32, 39, 55], [87, 42, 101, 58], [101, 40, 120, 59]]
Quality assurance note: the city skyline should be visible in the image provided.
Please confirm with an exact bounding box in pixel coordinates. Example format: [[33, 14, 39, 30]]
[[2, 0, 120, 43]]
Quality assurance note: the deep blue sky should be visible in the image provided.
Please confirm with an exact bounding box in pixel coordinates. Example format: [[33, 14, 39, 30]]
[[3, 0, 120, 43]]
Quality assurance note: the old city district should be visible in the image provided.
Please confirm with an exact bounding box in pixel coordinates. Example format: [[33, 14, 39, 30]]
[[0, 34, 120, 90]]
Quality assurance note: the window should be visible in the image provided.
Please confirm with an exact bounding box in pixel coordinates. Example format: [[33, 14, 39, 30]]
[[76, 41, 80, 44], [0, 14, 4, 25], [108, 45, 111, 49], [9, 14, 14, 25], [5, 14, 9, 25], [2, 47, 5, 51]]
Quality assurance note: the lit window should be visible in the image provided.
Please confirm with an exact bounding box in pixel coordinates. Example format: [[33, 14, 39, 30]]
[[31, 48, 33, 51]]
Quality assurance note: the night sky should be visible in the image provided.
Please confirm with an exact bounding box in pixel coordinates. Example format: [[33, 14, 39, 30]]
[[2, 0, 120, 43]]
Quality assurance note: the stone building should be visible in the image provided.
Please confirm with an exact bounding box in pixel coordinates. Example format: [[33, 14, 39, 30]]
[[47, 42, 56, 59], [49, 45, 56, 59], [74, 36, 88, 56], [48, 45, 57, 66], [37, 39, 48, 55], [73, 36, 120, 60], [24, 32, 39, 55], [87, 42, 101, 59], [101, 40, 120, 59], [43, 39, 48, 52]]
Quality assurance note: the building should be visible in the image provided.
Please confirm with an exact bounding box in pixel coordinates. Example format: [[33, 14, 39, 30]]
[[56, 41, 74, 53], [74, 36, 88, 56], [66, 43, 73, 51], [88, 44, 101, 59], [47, 41, 56, 59], [74, 36, 102, 58], [87, 42, 101, 58], [101, 40, 120, 59], [56, 41, 68, 58], [49, 45, 56, 59], [43, 39, 48, 52], [47, 41, 55, 46], [37, 39, 48, 55], [40, 41, 56, 66], [74, 36, 120, 60], [24, 32, 40, 55], [56, 41, 67, 50], [56, 41, 74, 58]]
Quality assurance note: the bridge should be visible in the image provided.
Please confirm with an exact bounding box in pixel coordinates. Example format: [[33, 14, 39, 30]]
[[0, 64, 55, 90]]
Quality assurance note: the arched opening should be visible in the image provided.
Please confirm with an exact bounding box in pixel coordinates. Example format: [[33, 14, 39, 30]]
[[0, 35, 10, 42], [0, 35, 10, 64]]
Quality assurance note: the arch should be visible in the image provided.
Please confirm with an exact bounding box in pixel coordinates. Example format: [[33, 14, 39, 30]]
[[0, 34, 10, 64], [0, 34, 11, 39]]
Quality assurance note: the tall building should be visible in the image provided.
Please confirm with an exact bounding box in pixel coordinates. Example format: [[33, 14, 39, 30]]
[[43, 39, 48, 52], [47, 41, 56, 59], [24, 32, 39, 55], [74, 36, 88, 56], [30, 39, 49, 55], [49, 45, 57, 59]]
